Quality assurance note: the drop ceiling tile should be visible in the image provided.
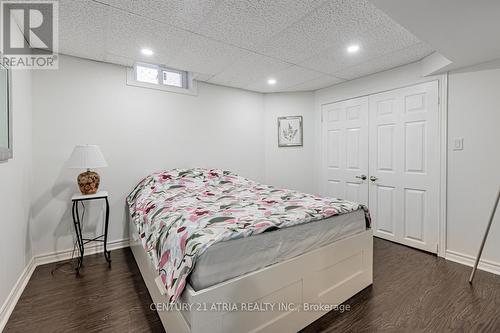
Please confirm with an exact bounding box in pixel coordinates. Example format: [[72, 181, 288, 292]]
[[281, 75, 345, 92], [169, 34, 250, 75], [299, 22, 423, 75], [334, 43, 433, 80], [59, 0, 108, 61], [245, 65, 324, 93], [208, 80, 249, 91], [196, 0, 326, 49], [258, 0, 398, 64], [57, 0, 434, 93], [96, 0, 218, 31], [208, 53, 291, 89], [105, 8, 192, 67]]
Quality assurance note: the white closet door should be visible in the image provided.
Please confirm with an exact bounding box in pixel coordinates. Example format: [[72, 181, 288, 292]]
[[368, 81, 439, 253], [322, 97, 369, 205]]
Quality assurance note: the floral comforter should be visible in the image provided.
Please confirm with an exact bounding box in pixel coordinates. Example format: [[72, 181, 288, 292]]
[[127, 168, 370, 302]]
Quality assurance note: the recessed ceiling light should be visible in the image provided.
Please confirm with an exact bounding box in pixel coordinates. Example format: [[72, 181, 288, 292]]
[[141, 48, 154, 56], [267, 78, 277, 85], [347, 44, 360, 54]]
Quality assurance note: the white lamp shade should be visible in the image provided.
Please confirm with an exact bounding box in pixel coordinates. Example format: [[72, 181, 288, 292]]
[[67, 144, 108, 169]]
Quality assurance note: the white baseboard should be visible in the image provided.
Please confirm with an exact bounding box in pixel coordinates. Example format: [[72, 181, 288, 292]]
[[445, 249, 500, 276], [0, 238, 130, 332], [0, 257, 36, 332], [35, 238, 130, 266]]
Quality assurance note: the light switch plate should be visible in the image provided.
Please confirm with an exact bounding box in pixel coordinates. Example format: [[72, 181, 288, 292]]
[[453, 137, 464, 151]]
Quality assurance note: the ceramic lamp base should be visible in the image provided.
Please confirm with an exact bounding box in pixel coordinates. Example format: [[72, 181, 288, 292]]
[[77, 170, 100, 195]]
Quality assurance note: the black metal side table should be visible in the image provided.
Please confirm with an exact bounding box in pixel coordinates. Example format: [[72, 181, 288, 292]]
[[71, 191, 111, 275]]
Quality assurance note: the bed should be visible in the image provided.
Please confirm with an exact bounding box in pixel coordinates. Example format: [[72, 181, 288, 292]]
[[127, 168, 373, 333]]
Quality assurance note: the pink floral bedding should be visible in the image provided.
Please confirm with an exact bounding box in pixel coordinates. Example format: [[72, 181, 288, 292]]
[[127, 168, 370, 302]]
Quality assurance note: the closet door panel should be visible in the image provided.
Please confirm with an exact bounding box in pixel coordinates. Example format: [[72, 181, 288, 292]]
[[321, 97, 369, 206], [369, 81, 439, 253]]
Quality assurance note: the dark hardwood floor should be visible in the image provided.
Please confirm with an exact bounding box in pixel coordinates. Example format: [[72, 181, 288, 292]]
[[5, 238, 500, 332], [4, 248, 163, 333]]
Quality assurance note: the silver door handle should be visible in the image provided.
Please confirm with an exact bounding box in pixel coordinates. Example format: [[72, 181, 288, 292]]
[[370, 176, 378, 182], [355, 174, 367, 181]]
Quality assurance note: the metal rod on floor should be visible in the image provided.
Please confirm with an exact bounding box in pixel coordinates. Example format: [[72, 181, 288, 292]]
[[469, 187, 500, 283]]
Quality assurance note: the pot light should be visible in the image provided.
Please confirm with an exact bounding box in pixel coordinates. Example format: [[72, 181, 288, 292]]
[[347, 44, 360, 54], [267, 78, 277, 85], [141, 48, 154, 56]]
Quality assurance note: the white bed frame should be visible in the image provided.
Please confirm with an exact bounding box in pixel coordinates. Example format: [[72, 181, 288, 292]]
[[129, 215, 373, 333]]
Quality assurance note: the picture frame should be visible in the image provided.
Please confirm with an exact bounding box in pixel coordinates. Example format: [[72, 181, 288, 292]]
[[278, 116, 303, 147], [0, 63, 12, 162]]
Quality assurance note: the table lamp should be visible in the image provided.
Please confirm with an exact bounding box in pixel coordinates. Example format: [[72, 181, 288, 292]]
[[67, 144, 108, 195]]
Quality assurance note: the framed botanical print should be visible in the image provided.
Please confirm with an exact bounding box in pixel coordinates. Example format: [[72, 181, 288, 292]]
[[0, 64, 12, 161], [278, 116, 303, 147]]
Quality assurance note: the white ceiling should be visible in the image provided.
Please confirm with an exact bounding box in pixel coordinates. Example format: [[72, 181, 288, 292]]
[[58, 0, 434, 92], [371, 0, 500, 72]]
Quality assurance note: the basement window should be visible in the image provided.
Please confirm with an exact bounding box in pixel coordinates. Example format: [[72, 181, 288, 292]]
[[136, 64, 159, 85], [128, 62, 196, 95]]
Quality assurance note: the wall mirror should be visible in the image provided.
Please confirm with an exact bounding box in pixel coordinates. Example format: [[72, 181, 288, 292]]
[[0, 64, 12, 162]]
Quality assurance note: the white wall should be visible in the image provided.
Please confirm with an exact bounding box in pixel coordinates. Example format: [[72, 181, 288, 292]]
[[446, 59, 500, 266], [264, 92, 315, 193], [31, 55, 266, 257], [0, 70, 33, 323]]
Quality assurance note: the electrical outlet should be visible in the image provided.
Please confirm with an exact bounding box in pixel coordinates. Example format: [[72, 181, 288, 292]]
[[453, 138, 464, 151]]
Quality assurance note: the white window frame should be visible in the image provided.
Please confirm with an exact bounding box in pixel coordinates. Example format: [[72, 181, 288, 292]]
[[126, 62, 197, 96]]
